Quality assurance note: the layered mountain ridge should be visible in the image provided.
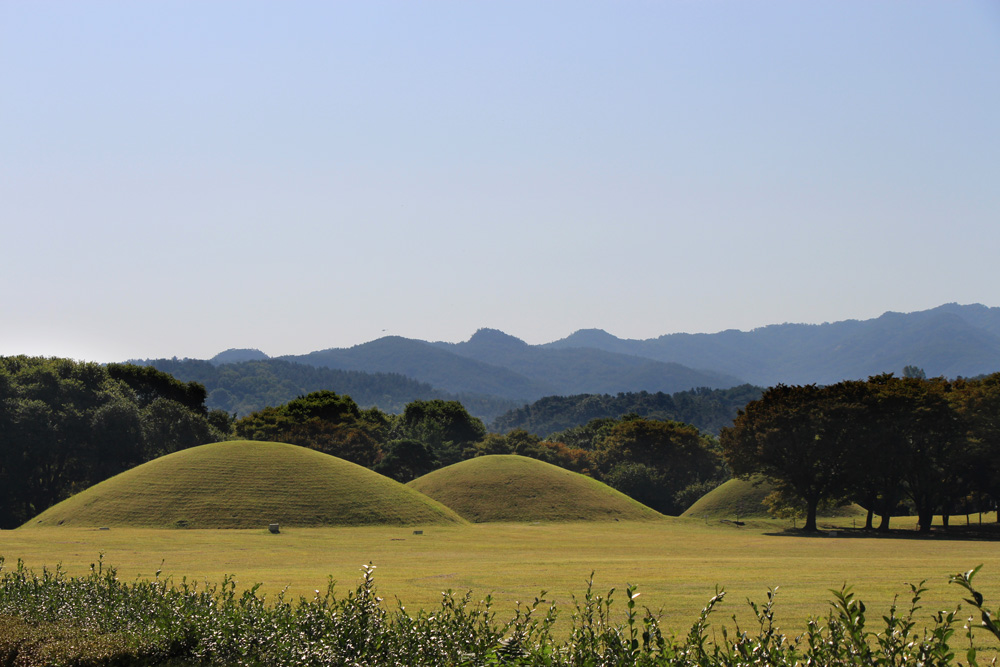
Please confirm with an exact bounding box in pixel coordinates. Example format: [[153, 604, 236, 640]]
[[145, 303, 1000, 422], [544, 302, 1000, 386]]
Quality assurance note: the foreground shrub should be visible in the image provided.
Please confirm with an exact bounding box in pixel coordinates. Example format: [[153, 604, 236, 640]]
[[0, 555, 997, 666]]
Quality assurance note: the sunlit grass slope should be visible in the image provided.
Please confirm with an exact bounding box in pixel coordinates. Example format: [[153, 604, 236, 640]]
[[25, 441, 465, 529], [682, 475, 866, 521], [408, 454, 663, 523]]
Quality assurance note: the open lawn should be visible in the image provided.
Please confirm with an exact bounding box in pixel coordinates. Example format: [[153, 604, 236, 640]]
[[4, 515, 1000, 651]]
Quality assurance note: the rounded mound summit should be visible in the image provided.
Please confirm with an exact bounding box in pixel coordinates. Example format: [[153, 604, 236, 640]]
[[26, 441, 464, 529], [408, 454, 663, 523]]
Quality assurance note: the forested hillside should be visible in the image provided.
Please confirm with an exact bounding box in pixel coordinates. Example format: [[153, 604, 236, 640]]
[[491, 385, 763, 436], [137, 357, 519, 419]]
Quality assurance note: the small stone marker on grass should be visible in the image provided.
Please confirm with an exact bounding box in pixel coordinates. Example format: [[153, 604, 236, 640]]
[[268, 523, 280, 534], [412, 530, 423, 535]]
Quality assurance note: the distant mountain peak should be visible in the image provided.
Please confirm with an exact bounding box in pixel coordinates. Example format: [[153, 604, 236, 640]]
[[569, 327, 615, 337], [558, 328, 622, 345], [466, 328, 529, 348], [209, 348, 270, 365]]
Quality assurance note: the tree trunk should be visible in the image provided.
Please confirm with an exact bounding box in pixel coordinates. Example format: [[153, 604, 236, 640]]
[[917, 506, 934, 533], [861, 490, 877, 530], [878, 494, 894, 532], [803, 498, 819, 532]]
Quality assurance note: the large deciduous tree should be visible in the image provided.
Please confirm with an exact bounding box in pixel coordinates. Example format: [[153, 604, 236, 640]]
[[720, 384, 863, 532], [899, 378, 964, 531], [952, 373, 1000, 521]]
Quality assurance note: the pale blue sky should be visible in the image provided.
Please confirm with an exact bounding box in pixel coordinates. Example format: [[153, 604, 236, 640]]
[[2, 1, 999, 362]]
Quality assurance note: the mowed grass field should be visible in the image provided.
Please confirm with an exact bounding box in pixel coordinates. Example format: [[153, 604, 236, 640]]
[[3, 516, 1000, 649]]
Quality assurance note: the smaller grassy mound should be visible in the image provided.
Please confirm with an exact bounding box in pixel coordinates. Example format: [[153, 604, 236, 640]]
[[681, 477, 776, 520], [25, 441, 465, 529], [681, 476, 867, 521], [408, 455, 663, 523]]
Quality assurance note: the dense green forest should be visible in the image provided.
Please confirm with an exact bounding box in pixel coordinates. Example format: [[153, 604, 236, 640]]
[[491, 385, 764, 436]]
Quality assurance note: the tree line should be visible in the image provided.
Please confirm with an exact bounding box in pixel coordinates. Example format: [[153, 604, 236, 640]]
[[720, 372, 1000, 532]]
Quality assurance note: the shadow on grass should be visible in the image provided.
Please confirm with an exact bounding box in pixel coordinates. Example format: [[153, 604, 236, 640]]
[[764, 521, 1000, 542]]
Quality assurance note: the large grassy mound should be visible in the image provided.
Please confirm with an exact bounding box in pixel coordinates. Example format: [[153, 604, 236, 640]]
[[25, 441, 465, 529], [407, 455, 663, 523], [681, 476, 867, 521]]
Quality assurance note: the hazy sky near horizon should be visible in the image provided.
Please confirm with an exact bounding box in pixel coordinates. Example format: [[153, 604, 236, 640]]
[[2, 1, 999, 362]]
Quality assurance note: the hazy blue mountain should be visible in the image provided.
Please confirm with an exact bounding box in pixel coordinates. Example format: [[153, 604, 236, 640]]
[[545, 303, 1000, 386], [141, 302, 999, 425], [209, 348, 270, 365], [280, 336, 558, 400], [434, 328, 743, 395]]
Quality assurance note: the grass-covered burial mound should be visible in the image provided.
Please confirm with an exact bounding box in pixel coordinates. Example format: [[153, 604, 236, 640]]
[[680, 476, 777, 520], [681, 475, 867, 522], [407, 454, 663, 523], [25, 441, 465, 529]]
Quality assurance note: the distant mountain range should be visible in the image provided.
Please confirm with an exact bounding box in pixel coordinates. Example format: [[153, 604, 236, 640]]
[[141, 302, 1000, 421], [541, 302, 1000, 387], [279, 302, 1000, 391], [279, 330, 742, 401]]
